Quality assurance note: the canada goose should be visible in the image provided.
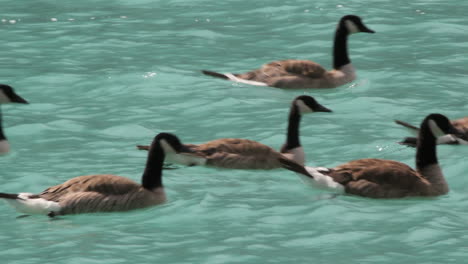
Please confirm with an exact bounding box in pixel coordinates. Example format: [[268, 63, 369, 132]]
[[395, 117, 468, 147], [202, 15, 375, 89], [137, 96, 331, 170], [0, 133, 183, 216], [287, 114, 462, 198], [0, 84, 29, 154]]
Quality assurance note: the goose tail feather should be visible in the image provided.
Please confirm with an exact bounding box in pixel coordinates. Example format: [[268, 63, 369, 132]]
[[202, 70, 230, 80], [136, 145, 150, 151], [0, 193, 61, 215], [0, 192, 19, 199], [395, 120, 419, 135], [278, 157, 314, 178]]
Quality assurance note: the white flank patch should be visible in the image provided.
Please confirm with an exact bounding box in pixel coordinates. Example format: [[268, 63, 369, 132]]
[[298, 167, 345, 193], [3, 193, 61, 215], [0, 90, 11, 103], [295, 100, 313, 114], [0, 140, 10, 154], [344, 20, 359, 34], [282, 147, 305, 165], [224, 73, 268, 86], [428, 120, 445, 138], [457, 137, 468, 145], [166, 153, 207, 166]]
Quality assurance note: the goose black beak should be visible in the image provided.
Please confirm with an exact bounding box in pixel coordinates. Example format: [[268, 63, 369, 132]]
[[316, 105, 333, 113], [362, 27, 375, 34], [11, 93, 29, 104]]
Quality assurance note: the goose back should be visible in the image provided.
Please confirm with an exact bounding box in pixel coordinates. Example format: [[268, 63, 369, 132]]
[[235, 60, 327, 83], [185, 138, 285, 169], [324, 159, 431, 198], [39, 174, 165, 215]]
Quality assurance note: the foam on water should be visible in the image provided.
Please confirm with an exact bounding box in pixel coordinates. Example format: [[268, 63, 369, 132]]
[[1, 0, 468, 263]]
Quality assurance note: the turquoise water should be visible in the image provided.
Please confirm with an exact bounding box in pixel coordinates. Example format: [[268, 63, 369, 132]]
[[1, 0, 468, 263]]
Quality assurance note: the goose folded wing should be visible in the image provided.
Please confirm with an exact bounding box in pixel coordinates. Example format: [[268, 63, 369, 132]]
[[196, 138, 276, 156], [278, 60, 326, 78], [328, 159, 429, 197], [39, 175, 141, 201]]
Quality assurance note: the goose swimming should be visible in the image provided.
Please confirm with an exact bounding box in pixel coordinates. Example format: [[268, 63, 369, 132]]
[[137, 96, 331, 170], [0, 133, 184, 216], [289, 114, 461, 198], [202, 15, 375, 89]]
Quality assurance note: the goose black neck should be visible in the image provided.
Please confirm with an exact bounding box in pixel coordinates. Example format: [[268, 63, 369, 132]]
[[141, 141, 164, 190], [284, 104, 301, 150], [0, 107, 5, 141], [415, 124, 438, 170], [333, 27, 350, 69]]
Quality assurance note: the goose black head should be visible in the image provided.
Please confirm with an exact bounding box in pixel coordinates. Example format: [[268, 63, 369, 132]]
[[423, 113, 461, 138], [340, 15, 375, 34], [294, 95, 332, 114], [153, 133, 191, 154], [0, 84, 29, 104]]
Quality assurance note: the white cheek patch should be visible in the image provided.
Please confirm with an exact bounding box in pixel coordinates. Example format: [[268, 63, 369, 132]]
[[0, 140, 10, 154], [295, 100, 313, 114], [345, 20, 360, 34], [428, 120, 446, 138], [0, 90, 12, 103], [160, 139, 177, 154], [160, 139, 207, 166]]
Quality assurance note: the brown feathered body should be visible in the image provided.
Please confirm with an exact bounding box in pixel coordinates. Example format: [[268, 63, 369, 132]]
[[202, 16, 376, 89], [140, 138, 291, 170], [302, 114, 455, 199], [237, 60, 326, 82], [451, 117, 468, 136], [38, 174, 165, 215], [232, 59, 354, 89], [319, 159, 446, 198]]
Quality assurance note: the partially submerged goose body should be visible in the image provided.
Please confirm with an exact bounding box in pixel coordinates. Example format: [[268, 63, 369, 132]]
[[296, 114, 461, 198], [202, 15, 375, 89], [137, 96, 331, 170], [0, 133, 183, 216]]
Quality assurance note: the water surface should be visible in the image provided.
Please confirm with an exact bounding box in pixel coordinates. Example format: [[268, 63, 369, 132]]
[[1, 1, 467, 263]]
